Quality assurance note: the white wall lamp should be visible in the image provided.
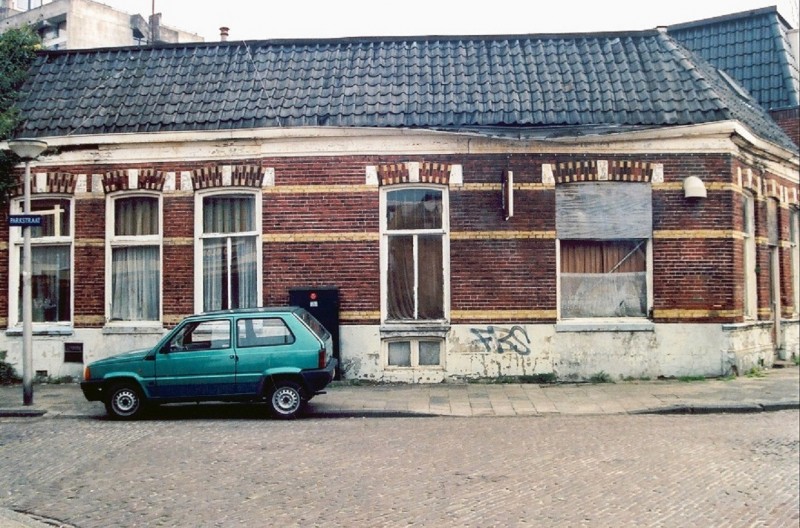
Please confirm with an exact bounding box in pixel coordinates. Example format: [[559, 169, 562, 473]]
[[683, 176, 707, 199]]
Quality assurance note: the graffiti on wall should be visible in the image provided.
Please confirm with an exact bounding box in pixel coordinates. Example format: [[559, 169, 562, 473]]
[[470, 325, 531, 356]]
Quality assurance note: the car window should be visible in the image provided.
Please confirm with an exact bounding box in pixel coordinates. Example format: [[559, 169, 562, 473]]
[[169, 319, 231, 351], [295, 309, 330, 341], [237, 317, 295, 348]]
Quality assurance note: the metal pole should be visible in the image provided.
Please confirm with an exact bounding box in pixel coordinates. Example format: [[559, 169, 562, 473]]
[[22, 159, 33, 406]]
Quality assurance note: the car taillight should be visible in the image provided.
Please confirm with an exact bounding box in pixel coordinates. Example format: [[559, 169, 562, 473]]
[[318, 347, 326, 368], [83, 366, 91, 381]]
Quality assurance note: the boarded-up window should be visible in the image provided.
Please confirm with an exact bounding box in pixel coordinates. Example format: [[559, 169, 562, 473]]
[[557, 182, 651, 319]]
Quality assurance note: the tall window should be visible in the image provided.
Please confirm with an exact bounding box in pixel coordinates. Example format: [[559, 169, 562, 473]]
[[197, 193, 260, 312], [742, 192, 757, 319], [382, 187, 448, 322], [10, 197, 73, 324], [556, 182, 652, 320], [107, 195, 161, 322]]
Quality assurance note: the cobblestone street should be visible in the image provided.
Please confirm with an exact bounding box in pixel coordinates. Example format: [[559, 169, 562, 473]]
[[1, 411, 798, 527]]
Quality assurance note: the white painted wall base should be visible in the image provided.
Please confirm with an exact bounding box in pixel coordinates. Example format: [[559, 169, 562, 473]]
[[0, 319, 793, 383]]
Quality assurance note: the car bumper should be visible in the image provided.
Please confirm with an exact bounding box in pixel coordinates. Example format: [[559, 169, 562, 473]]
[[301, 358, 338, 394], [80, 380, 105, 402]]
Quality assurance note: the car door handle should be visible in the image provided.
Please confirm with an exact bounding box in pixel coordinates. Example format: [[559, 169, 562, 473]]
[[230, 355, 238, 361]]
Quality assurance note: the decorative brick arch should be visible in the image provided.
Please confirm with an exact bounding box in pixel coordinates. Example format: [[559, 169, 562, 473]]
[[378, 161, 452, 186], [192, 164, 265, 190], [103, 169, 166, 193], [554, 159, 658, 184], [13, 171, 77, 196]]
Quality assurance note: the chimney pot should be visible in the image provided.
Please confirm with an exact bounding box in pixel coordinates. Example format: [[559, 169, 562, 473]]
[[220, 26, 229, 41]]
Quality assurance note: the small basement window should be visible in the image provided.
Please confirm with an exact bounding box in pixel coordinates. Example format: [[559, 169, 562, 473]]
[[386, 339, 442, 367]]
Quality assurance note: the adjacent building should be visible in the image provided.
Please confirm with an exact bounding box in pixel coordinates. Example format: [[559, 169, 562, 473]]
[[1, 9, 798, 383], [0, 0, 203, 49]]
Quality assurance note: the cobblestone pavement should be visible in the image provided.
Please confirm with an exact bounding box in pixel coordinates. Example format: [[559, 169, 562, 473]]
[[1, 411, 797, 527]]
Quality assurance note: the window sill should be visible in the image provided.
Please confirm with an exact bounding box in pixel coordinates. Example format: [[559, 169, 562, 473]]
[[380, 322, 450, 338], [556, 319, 654, 333], [6, 324, 74, 336], [103, 324, 165, 335], [722, 320, 775, 331]]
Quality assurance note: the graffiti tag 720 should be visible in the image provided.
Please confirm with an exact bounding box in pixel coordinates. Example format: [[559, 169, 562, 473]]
[[470, 325, 531, 356]]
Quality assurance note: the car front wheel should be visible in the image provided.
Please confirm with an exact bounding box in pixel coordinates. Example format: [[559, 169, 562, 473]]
[[268, 380, 305, 419], [105, 382, 146, 420]]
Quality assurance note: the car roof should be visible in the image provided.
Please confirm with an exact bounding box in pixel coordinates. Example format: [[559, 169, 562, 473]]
[[191, 307, 303, 319]]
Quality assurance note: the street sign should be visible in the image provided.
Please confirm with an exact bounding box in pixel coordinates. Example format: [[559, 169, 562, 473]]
[[8, 214, 43, 227]]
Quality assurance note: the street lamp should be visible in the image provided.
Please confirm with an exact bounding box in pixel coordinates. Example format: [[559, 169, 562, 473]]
[[7, 138, 48, 406]]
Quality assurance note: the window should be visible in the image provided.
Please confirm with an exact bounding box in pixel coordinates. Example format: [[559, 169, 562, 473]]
[[196, 193, 261, 313], [387, 339, 442, 367], [168, 319, 231, 351], [10, 197, 73, 324], [107, 195, 161, 322], [560, 240, 647, 318], [237, 318, 295, 347], [556, 182, 652, 320], [742, 192, 757, 319], [381, 187, 448, 322]]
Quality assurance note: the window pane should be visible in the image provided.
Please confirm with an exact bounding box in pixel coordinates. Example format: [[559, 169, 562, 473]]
[[387, 235, 414, 319], [230, 236, 258, 309], [418, 235, 444, 319], [203, 196, 254, 234], [111, 246, 159, 321], [237, 318, 295, 347], [388, 341, 411, 366], [30, 199, 70, 238], [115, 197, 159, 236], [561, 272, 647, 318], [203, 238, 228, 312], [171, 320, 231, 351], [386, 189, 442, 230], [418, 341, 441, 365], [561, 240, 646, 273], [23, 246, 71, 322]]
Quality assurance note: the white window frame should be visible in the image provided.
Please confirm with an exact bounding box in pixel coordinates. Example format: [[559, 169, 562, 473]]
[[743, 192, 758, 320], [556, 238, 653, 322], [379, 184, 450, 326], [8, 195, 74, 328], [105, 192, 163, 326], [193, 189, 263, 314], [384, 337, 445, 369]]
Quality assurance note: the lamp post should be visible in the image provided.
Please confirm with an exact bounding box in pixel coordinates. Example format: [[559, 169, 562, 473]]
[[7, 138, 48, 406]]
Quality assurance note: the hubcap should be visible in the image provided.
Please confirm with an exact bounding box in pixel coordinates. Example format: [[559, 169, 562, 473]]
[[273, 387, 300, 414], [113, 389, 139, 415]]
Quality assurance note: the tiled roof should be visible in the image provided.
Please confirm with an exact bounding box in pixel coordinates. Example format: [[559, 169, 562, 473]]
[[14, 29, 797, 151], [668, 6, 800, 111]]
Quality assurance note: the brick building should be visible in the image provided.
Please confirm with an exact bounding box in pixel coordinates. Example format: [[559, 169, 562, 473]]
[[2, 23, 799, 382]]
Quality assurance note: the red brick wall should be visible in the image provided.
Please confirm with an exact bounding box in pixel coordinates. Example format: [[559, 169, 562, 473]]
[[769, 107, 800, 147], [0, 151, 797, 330]]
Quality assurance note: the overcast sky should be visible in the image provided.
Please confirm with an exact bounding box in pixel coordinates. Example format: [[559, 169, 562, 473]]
[[97, 0, 799, 41]]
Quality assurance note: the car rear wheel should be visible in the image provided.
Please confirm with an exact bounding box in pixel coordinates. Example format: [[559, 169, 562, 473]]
[[268, 380, 305, 419], [105, 382, 146, 420]]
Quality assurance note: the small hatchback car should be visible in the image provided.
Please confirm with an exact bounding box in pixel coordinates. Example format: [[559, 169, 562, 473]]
[[81, 307, 337, 420]]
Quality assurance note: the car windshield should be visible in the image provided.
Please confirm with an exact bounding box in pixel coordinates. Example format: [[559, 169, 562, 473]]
[[296, 309, 330, 341]]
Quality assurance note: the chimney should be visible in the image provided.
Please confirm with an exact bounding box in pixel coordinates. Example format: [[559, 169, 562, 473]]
[[220, 27, 229, 42]]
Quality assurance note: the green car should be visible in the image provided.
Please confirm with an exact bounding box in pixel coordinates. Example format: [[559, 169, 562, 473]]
[[81, 307, 337, 420]]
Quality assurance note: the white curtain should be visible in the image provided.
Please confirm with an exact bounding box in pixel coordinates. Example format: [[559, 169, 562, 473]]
[[111, 246, 159, 320]]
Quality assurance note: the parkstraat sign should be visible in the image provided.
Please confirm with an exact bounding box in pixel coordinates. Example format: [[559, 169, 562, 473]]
[[8, 214, 42, 227]]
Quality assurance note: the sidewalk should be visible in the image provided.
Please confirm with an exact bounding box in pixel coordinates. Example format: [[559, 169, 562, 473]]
[[1, 366, 798, 419]]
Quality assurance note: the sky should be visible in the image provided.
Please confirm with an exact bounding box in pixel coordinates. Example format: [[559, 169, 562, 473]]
[[96, 0, 799, 41]]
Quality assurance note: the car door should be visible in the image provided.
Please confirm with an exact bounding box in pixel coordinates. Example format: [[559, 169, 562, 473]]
[[154, 318, 237, 398], [234, 316, 296, 394]]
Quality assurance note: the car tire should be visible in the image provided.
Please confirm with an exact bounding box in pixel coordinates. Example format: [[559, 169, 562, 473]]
[[105, 382, 146, 420], [267, 380, 305, 419]]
